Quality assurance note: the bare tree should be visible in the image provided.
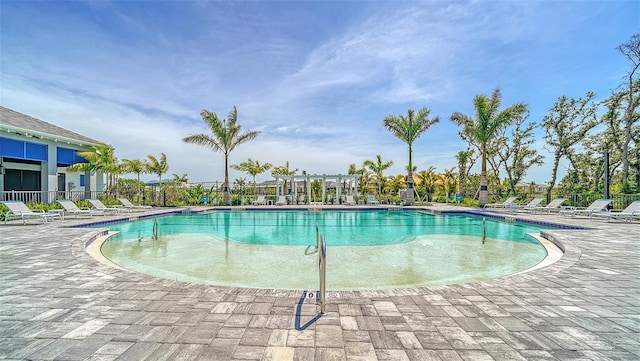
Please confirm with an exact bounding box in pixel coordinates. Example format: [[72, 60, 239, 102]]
[[541, 93, 599, 201], [616, 33, 640, 191]]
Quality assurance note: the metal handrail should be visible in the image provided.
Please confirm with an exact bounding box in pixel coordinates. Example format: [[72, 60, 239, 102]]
[[153, 218, 159, 240], [482, 217, 486, 244], [319, 234, 326, 314]]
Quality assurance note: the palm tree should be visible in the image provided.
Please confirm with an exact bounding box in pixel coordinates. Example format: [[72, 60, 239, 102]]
[[386, 174, 407, 196], [67, 143, 118, 191], [146, 153, 169, 187], [232, 158, 273, 195], [438, 168, 457, 203], [384, 108, 440, 204], [347, 163, 362, 196], [363, 155, 393, 195], [415, 166, 437, 202], [271, 161, 298, 194], [172, 173, 189, 186], [451, 89, 527, 206], [146, 153, 169, 204], [122, 159, 149, 204], [455, 149, 474, 196], [183, 107, 260, 205]]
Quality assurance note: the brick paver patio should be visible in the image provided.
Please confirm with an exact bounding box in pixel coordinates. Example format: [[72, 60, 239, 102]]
[[0, 206, 638, 360]]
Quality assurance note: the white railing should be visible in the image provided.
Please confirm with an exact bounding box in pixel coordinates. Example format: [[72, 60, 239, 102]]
[[0, 190, 101, 203]]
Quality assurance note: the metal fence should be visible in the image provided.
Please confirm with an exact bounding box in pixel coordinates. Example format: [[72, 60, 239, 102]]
[[560, 193, 640, 210], [2, 188, 639, 211]]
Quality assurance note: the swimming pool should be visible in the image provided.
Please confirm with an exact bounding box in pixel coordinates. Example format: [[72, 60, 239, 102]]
[[99, 210, 552, 290]]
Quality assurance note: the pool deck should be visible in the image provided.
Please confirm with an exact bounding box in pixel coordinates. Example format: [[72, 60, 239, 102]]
[[0, 205, 638, 360]]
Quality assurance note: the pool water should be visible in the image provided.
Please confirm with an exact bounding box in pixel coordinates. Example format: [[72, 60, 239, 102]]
[[100, 210, 551, 290]]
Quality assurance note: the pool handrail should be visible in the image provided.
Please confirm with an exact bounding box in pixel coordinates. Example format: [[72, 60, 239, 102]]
[[319, 234, 326, 314]]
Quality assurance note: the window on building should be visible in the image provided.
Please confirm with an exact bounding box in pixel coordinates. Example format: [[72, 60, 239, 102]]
[[4, 169, 41, 191]]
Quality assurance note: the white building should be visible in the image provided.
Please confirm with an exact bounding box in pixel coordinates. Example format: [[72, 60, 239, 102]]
[[0, 106, 105, 203]]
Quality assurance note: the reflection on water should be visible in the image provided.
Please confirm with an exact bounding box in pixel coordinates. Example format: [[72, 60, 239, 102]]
[[105, 210, 543, 246], [100, 211, 550, 290]]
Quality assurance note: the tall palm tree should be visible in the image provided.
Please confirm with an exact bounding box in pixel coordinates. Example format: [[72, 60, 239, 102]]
[[384, 108, 440, 204], [146, 153, 168, 204], [122, 158, 149, 204], [451, 89, 526, 206], [67, 143, 118, 191], [455, 149, 474, 196], [146, 153, 169, 187], [232, 158, 273, 194], [363, 155, 393, 195], [183, 107, 260, 205]]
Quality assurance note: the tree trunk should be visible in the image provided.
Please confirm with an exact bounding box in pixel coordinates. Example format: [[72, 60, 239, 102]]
[[223, 154, 230, 205], [137, 173, 141, 205], [546, 154, 561, 202], [406, 144, 414, 205], [621, 66, 638, 190], [479, 146, 488, 206]]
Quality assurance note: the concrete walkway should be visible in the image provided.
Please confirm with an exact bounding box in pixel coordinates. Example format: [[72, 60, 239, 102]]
[[0, 206, 638, 360]]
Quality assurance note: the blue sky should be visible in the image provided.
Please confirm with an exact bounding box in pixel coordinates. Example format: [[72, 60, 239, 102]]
[[1, 0, 638, 184]]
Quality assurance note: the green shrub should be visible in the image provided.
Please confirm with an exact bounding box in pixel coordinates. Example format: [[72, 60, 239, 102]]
[[0, 204, 8, 222]]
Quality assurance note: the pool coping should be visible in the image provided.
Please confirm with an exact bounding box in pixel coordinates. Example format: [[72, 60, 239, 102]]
[[70, 205, 586, 231], [79, 206, 574, 297]]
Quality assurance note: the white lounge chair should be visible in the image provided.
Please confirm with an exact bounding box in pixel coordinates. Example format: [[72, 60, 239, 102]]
[[275, 196, 287, 206], [367, 194, 380, 205], [88, 199, 129, 214], [252, 195, 267, 205], [559, 199, 612, 218], [57, 200, 104, 218], [345, 195, 356, 206], [118, 198, 152, 211], [513, 197, 544, 212], [591, 200, 640, 222], [484, 196, 518, 209], [2, 200, 61, 225], [532, 198, 566, 213]]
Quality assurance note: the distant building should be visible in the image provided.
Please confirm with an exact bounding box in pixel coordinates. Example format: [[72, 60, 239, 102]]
[[0, 106, 105, 202], [515, 181, 549, 194]]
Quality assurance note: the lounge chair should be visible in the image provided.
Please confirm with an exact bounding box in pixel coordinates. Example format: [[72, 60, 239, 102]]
[[513, 197, 544, 212], [252, 195, 267, 205], [591, 200, 640, 222], [1, 200, 61, 225], [57, 200, 104, 218], [367, 194, 380, 205], [559, 199, 612, 218], [118, 198, 152, 211], [532, 198, 566, 213], [275, 196, 287, 206], [88, 199, 129, 214], [484, 196, 518, 209], [345, 195, 356, 206]]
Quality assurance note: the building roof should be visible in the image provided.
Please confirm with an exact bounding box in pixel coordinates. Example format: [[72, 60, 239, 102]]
[[0, 106, 103, 146]]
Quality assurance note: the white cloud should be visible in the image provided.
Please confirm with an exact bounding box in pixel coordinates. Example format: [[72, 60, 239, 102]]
[[1, 1, 635, 185]]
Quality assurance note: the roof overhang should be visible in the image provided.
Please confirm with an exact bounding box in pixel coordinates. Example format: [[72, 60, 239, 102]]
[[0, 124, 102, 148]]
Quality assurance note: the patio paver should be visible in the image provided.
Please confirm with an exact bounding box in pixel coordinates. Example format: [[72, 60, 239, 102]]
[[0, 205, 638, 360]]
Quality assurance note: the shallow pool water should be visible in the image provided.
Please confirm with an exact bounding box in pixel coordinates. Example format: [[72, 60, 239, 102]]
[[100, 210, 550, 290]]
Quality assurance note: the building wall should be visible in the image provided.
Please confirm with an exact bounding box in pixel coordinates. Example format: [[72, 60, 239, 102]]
[[0, 132, 103, 197]]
